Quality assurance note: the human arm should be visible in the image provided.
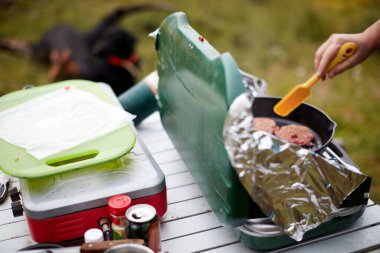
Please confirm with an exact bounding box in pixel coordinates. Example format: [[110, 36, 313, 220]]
[[314, 19, 380, 79]]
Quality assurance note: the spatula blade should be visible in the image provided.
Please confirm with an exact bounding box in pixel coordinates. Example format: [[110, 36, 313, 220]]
[[273, 85, 311, 116], [274, 42, 357, 117]]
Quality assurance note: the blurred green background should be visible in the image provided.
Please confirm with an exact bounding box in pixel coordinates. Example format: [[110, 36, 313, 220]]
[[1, 0, 379, 203]]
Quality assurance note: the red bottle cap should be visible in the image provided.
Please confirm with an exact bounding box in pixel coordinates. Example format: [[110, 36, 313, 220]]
[[108, 195, 132, 217]]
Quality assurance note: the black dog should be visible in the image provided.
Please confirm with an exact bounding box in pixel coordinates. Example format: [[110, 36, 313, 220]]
[[83, 27, 140, 96], [0, 3, 173, 95]]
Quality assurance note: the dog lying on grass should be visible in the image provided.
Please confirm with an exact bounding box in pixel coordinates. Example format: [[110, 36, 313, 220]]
[[0, 3, 172, 95]]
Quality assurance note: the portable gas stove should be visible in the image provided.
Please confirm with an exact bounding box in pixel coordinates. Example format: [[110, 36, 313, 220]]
[[4, 81, 167, 244], [118, 12, 371, 250]]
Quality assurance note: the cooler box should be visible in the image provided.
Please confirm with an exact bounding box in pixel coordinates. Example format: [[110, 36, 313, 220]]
[[0, 81, 167, 243]]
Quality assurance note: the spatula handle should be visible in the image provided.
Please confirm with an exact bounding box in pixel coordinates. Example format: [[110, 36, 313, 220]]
[[326, 42, 357, 72], [305, 42, 357, 89]]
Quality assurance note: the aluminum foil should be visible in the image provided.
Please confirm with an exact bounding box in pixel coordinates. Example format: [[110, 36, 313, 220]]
[[223, 92, 368, 241]]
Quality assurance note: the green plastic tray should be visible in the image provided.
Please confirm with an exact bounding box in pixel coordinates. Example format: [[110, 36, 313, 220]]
[[0, 80, 136, 178]]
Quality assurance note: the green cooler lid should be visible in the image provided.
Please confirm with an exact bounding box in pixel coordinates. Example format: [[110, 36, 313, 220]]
[[0, 80, 136, 178]]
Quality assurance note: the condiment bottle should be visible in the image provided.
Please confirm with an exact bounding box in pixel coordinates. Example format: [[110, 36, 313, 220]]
[[108, 195, 132, 240], [98, 217, 113, 241], [84, 228, 104, 243]]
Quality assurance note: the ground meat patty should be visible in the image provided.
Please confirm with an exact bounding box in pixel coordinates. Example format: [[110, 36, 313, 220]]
[[253, 117, 277, 134], [274, 124, 314, 147]]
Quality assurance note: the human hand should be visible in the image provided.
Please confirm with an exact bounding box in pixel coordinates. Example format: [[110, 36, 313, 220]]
[[314, 33, 372, 79], [314, 20, 380, 79]]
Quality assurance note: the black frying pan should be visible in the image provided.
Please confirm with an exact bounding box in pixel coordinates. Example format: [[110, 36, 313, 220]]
[[251, 96, 336, 153]]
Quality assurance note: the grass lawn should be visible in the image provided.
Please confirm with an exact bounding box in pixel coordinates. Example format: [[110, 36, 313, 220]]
[[1, 0, 380, 203]]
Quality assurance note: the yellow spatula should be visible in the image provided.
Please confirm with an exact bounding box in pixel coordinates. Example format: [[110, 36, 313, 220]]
[[273, 42, 357, 117]]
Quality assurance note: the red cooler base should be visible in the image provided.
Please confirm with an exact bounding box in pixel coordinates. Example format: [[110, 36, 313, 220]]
[[26, 188, 167, 243]]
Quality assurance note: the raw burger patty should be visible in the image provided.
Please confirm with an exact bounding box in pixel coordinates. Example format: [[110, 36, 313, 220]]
[[274, 124, 314, 147], [253, 117, 277, 134]]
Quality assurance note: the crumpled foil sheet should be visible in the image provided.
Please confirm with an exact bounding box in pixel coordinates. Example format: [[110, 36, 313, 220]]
[[223, 92, 368, 241]]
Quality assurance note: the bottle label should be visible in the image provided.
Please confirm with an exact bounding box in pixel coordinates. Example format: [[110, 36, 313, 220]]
[[112, 229, 125, 240]]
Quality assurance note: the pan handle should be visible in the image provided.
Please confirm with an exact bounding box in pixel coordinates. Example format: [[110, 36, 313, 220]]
[[325, 141, 354, 164], [326, 141, 343, 158], [325, 141, 363, 173]]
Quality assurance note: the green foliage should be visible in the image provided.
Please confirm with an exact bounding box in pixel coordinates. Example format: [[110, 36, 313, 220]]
[[1, 0, 380, 203]]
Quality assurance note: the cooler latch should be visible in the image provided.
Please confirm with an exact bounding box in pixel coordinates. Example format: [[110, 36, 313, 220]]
[[9, 186, 23, 217]]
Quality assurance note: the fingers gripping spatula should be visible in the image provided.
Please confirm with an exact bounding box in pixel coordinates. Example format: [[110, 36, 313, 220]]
[[274, 42, 357, 117]]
